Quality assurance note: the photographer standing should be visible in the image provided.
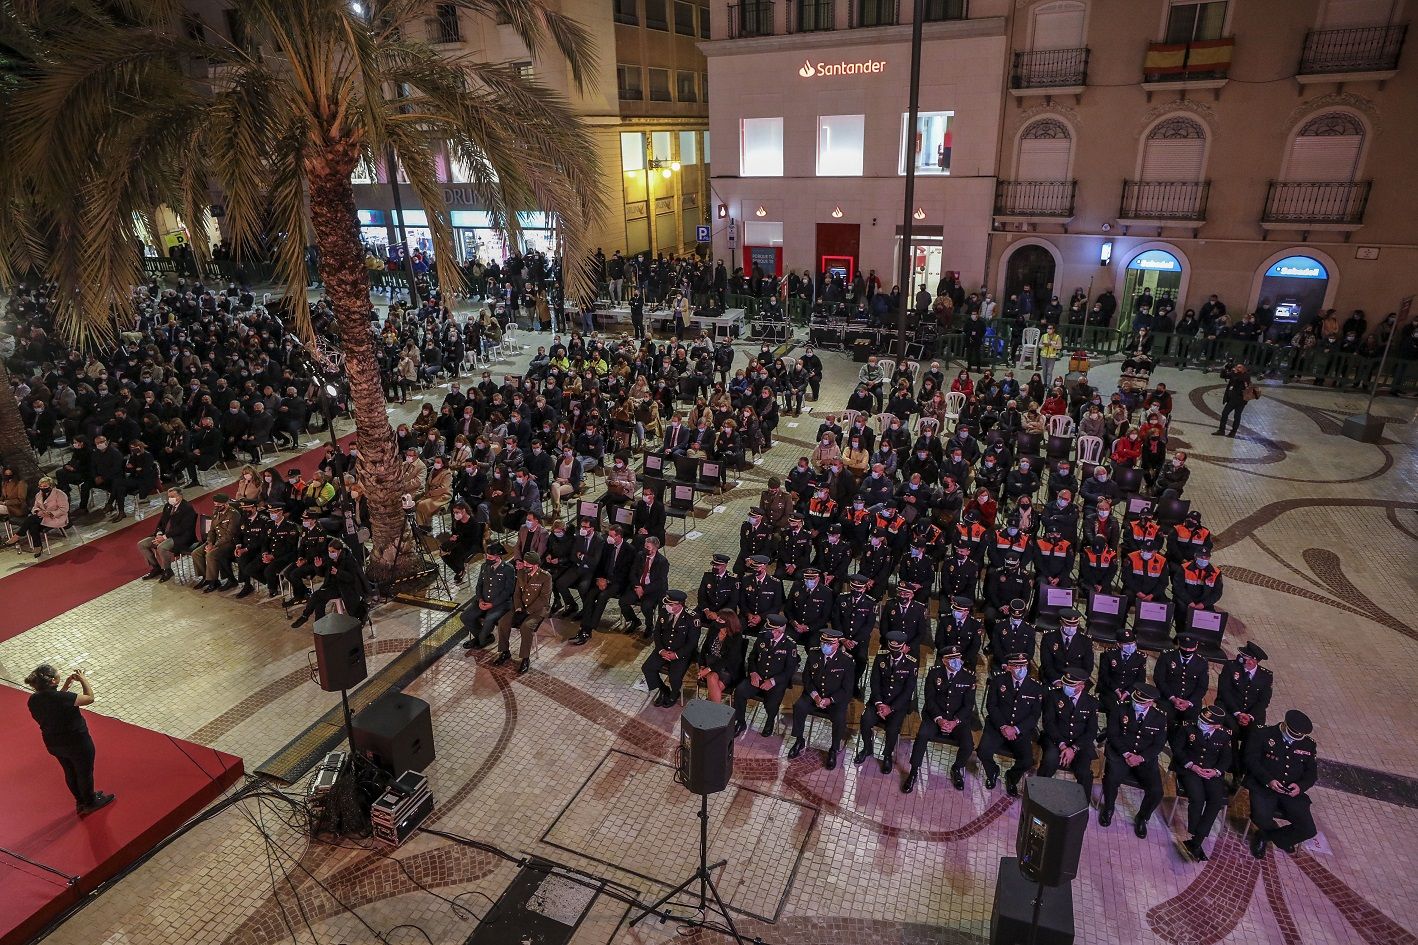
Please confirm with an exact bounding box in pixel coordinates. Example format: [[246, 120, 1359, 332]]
[[1214, 362, 1253, 438], [25, 665, 115, 815]]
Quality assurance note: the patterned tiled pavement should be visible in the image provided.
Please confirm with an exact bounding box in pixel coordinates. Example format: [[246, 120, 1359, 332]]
[[2, 320, 1416, 945]]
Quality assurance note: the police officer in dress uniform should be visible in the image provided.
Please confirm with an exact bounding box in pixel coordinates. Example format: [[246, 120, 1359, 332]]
[[734, 507, 775, 574], [775, 513, 815, 582], [787, 567, 834, 648], [787, 627, 855, 769], [977, 652, 1045, 795], [1038, 666, 1100, 794], [940, 543, 981, 603], [696, 553, 741, 624], [1096, 627, 1149, 741], [814, 522, 854, 587], [732, 614, 798, 737], [739, 554, 786, 634], [858, 528, 897, 598], [1217, 641, 1273, 784], [1153, 632, 1211, 765], [855, 631, 919, 773], [833, 573, 879, 697], [461, 542, 518, 648], [1246, 708, 1319, 859], [879, 582, 929, 657], [1176, 704, 1233, 861], [935, 595, 984, 668], [1099, 683, 1168, 838], [641, 590, 699, 707], [1038, 608, 1096, 686], [903, 646, 978, 792], [898, 542, 936, 598], [989, 599, 1037, 669], [984, 553, 1032, 624]]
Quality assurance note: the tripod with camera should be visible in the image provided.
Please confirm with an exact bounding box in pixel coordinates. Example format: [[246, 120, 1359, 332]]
[[376, 494, 451, 602]]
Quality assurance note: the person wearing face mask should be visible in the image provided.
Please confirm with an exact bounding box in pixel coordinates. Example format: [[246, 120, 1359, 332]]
[[640, 589, 699, 706], [619, 536, 669, 636], [291, 539, 371, 629], [977, 653, 1045, 795], [576, 527, 634, 642], [132, 487, 193, 580], [1077, 535, 1119, 595], [1122, 538, 1169, 602], [1083, 497, 1120, 549], [555, 519, 605, 621], [1154, 633, 1211, 766], [1217, 641, 1272, 784], [989, 599, 1037, 670], [1038, 666, 1101, 794], [605, 451, 637, 505], [935, 595, 983, 667], [460, 542, 518, 649], [1096, 627, 1147, 729], [1153, 449, 1191, 499], [732, 613, 799, 738], [897, 540, 936, 597], [855, 631, 920, 774], [630, 487, 666, 544], [830, 573, 877, 697], [695, 553, 740, 625], [775, 513, 815, 582], [786, 567, 832, 648], [1175, 704, 1234, 861], [283, 509, 330, 604], [902, 645, 978, 792], [1080, 463, 1120, 509], [738, 553, 786, 634], [987, 514, 1031, 569], [1172, 540, 1223, 629], [1110, 429, 1142, 469], [786, 628, 855, 769], [6, 475, 69, 558], [1098, 683, 1168, 836], [436, 501, 482, 585], [1031, 526, 1075, 592], [940, 541, 980, 604], [878, 583, 928, 657], [1244, 708, 1319, 859], [734, 509, 774, 578], [491, 553, 553, 673], [1168, 508, 1210, 563], [1038, 609, 1095, 686]]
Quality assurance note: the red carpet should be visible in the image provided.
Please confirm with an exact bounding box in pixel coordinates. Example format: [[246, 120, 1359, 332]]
[[0, 434, 354, 643], [0, 685, 244, 945]]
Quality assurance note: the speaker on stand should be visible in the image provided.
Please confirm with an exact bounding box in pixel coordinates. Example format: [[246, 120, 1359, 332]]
[[990, 776, 1089, 945], [631, 699, 745, 945], [310, 613, 373, 835]]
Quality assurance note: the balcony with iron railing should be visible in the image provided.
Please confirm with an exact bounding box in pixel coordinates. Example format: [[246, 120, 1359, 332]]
[[790, 0, 835, 32], [729, 1, 775, 37], [1118, 180, 1211, 223], [994, 180, 1077, 220], [1262, 181, 1372, 229], [1142, 38, 1233, 89], [1011, 47, 1089, 94], [1298, 25, 1406, 78], [849, 0, 897, 28]]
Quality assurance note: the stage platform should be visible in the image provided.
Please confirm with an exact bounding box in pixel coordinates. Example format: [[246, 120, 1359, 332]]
[[0, 686, 243, 945]]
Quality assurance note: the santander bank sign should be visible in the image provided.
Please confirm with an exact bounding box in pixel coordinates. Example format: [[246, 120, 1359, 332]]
[[799, 58, 887, 78]]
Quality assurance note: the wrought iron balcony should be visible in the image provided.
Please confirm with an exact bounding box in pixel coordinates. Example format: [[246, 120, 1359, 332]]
[[1262, 181, 1372, 227], [1119, 180, 1210, 222], [790, 0, 834, 32], [1143, 38, 1233, 83], [1299, 25, 1406, 75], [850, 0, 897, 28], [995, 180, 1077, 218], [729, 1, 775, 37], [1011, 48, 1089, 89]]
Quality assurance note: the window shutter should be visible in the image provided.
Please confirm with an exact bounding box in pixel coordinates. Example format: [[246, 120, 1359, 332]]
[[1140, 138, 1205, 181], [1285, 135, 1361, 181], [1017, 138, 1072, 180], [1031, 2, 1086, 50], [1320, 0, 1396, 29]]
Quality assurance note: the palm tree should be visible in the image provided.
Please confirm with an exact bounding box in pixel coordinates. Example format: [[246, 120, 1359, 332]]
[[4, 0, 604, 576]]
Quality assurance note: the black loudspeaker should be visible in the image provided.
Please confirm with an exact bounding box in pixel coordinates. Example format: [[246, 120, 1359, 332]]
[[990, 857, 1075, 945], [312, 613, 367, 692], [1016, 777, 1089, 887], [351, 693, 435, 777], [678, 699, 734, 795]]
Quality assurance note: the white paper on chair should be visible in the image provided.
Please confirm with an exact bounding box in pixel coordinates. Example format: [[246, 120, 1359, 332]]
[[685, 531, 702, 540], [711, 505, 726, 514], [632, 678, 650, 692], [786, 422, 799, 428]]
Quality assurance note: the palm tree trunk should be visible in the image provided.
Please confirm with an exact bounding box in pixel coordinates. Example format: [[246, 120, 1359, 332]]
[[306, 145, 412, 582], [0, 358, 42, 482]]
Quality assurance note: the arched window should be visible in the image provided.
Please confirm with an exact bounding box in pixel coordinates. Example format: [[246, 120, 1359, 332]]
[[1016, 118, 1073, 181], [1139, 115, 1207, 181], [1283, 111, 1364, 181]]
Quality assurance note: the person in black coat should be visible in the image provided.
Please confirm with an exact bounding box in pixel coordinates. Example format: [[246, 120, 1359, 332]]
[[732, 614, 800, 737], [641, 591, 699, 707], [1037, 609, 1095, 686], [879, 583, 930, 656], [1175, 704, 1234, 861], [630, 486, 667, 544], [291, 539, 370, 627], [1244, 709, 1319, 858], [1038, 667, 1100, 793], [25, 665, 114, 814], [137, 487, 197, 581], [787, 628, 856, 769], [1099, 684, 1169, 837], [437, 502, 482, 582], [620, 536, 670, 635], [977, 653, 1046, 795], [855, 632, 919, 773], [903, 646, 979, 792], [577, 527, 635, 641], [1214, 362, 1252, 437], [556, 521, 605, 621], [695, 553, 740, 623], [696, 609, 748, 702], [1216, 641, 1273, 779], [460, 542, 518, 648]]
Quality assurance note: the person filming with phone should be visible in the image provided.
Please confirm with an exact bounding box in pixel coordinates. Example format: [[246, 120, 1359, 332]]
[[25, 664, 115, 815]]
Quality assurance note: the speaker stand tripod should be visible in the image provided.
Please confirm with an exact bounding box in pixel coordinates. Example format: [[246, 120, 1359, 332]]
[[629, 792, 747, 944]]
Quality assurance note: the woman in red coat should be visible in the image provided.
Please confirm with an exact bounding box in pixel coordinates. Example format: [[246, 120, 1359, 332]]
[[1110, 430, 1142, 468], [950, 370, 974, 398]]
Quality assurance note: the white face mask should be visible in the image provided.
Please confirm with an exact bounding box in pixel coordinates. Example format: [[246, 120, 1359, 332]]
[[947, 658, 963, 672], [1011, 667, 1028, 681], [1121, 643, 1137, 656], [168, 496, 180, 506]]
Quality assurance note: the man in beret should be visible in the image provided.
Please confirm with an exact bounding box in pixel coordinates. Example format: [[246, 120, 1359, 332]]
[[1246, 709, 1319, 858], [855, 631, 919, 774], [787, 628, 855, 769], [641, 590, 699, 706], [904, 645, 978, 793], [977, 653, 1045, 796], [461, 542, 517, 650], [191, 492, 240, 592], [1176, 704, 1233, 861], [1038, 667, 1100, 794], [1217, 641, 1272, 785], [1099, 683, 1168, 838], [732, 614, 799, 737]]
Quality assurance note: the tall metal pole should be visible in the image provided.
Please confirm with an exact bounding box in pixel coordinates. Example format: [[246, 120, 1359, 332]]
[[895, 0, 926, 359], [1363, 314, 1398, 418], [386, 146, 422, 307], [645, 137, 658, 260]]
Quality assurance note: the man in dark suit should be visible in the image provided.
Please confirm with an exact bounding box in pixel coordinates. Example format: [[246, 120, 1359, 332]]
[[631, 486, 667, 544], [577, 527, 634, 643], [620, 536, 670, 635], [660, 414, 692, 455], [137, 487, 198, 581], [556, 520, 604, 620], [1038, 666, 1101, 793]]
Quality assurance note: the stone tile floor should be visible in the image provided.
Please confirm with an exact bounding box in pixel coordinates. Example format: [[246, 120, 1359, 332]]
[[2, 322, 1415, 945]]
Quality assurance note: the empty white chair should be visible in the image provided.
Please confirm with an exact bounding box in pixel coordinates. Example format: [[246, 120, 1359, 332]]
[[1017, 327, 1041, 371], [1047, 413, 1076, 438], [944, 391, 966, 423], [1075, 434, 1104, 469]]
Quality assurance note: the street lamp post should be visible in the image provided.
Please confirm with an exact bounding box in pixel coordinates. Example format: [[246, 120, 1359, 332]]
[[894, 0, 926, 360]]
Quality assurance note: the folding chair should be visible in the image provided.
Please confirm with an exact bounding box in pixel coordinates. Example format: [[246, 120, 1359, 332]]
[[697, 459, 727, 495], [1015, 431, 1043, 457], [1085, 591, 1130, 644], [1034, 584, 1075, 634], [1132, 600, 1175, 653], [671, 454, 701, 485], [665, 483, 697, 536], [642, 452, 668, 488], [1114, 466, 1144, 497]]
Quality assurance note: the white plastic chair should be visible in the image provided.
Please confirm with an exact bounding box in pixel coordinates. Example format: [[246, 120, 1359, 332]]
[[1017, 327, 1041, 371], [944, 391, 966, 423], [839, 408, 863, 429], [871, 412, 896, 436], [1047, 414, 1076, 438], [1075, 434, 1104, 468], [916, 417, 940, 441]]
